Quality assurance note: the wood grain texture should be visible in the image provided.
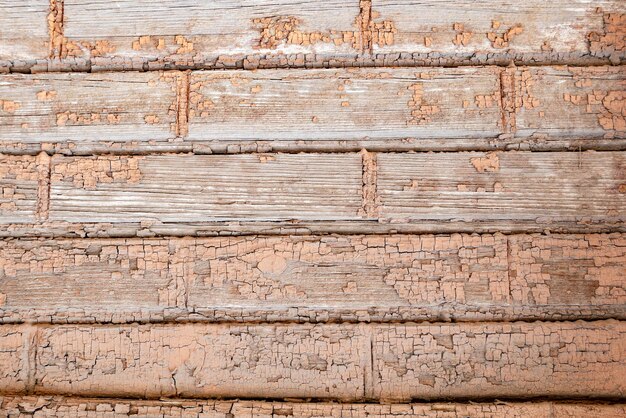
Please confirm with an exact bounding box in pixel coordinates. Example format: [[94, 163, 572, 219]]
[[1, 397, 624, 418], [511, 66, 626, 139], [33, 323, 367, 400], [59, 0, 362, 71], [0, 72, 177, 152], [49, 154, 363, 223], [377, 151, 626, 227], [373, 0, 625, 65], [0, 151, 620, 236], [187, 67, 503, 142], [1, 66, 624, 154], [0, 234, 624, 324], [373, 320, 626, 401], [0, 0, 49, 64]]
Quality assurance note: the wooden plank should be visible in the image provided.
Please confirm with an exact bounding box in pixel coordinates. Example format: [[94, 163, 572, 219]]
[[373, 320, 626, 401], [372, 0, 625, 65], [511, 66, 626, 139], [187, 67, 503, 143], [33, 323, 367, 399], [377, 151, 626, 228], [2, 67, 625, 154], [1, 234, 625, 324], [59, 0, 362, 71], [48, 153, 363, 223], [0, 72, 177, 153], [0, 1, 49, 65], [0, 155, 41, 225], [1, 397, 625, 418]]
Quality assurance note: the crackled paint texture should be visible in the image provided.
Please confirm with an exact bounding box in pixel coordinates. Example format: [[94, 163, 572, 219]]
[[1, 234, 624, 324]]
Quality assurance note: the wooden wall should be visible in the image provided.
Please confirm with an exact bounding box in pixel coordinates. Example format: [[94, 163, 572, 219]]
[[0, 0, 625, 416]]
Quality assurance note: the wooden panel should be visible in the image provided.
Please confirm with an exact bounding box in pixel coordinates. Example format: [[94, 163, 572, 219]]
[[0, 73, 177, 152], [377, 151, 626, 227], [373, 320, 626, 401], [0, 326, 29, 394], [0, 1, 49, 63], [33, 324, 367, 399], [60, 0, 361, 70], [48, 154, 363, 223], [0, 155, 40, 225], [1, 234, 625, 324], [373, 0, 625, 65], [188, 68, 503, 142], [1, 397, 624, 418], [512, 66, 626, 139]]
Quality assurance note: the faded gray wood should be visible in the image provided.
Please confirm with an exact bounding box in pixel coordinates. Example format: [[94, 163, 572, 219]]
[[1, 67, 624, 154], [49, 154, 363, 223], [1, 234, 624, 324], [513, 66, 626, 139], [188, 68, 503, 142], [373, 0, 625, 65], [377, 151, 626, 225], [60, 0, 361, 70], [0, 1, 49, 64], [0, 72, 177, 150]]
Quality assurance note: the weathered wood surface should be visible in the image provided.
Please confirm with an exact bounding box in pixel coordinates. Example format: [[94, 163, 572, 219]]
[[52, 0, 363, 72], [511, 66, 626, 139], [377, 151, 625, 225], [187, 68, 503, 143], [1, 397, 625, 418], [0, 72, 178, 153], [34, 323, 368, 400], [48, 154, 363, 223], [0, 155, 44, 225], [372, 320, 626, 401], [0, 0, 49, 65], [1, 66, 625, 155], [0, 320, 622, 400], [2, 0, 624, 72], [25, 151, 620, 234], [373, 0, 626, 65], [1, 234, 624, 324]]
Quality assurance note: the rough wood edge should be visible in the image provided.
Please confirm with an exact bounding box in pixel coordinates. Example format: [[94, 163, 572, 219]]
[[0, 396, 624, 417]]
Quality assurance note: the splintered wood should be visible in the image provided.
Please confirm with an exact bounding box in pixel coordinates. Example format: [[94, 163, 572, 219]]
[[0, 0, 625, 413]]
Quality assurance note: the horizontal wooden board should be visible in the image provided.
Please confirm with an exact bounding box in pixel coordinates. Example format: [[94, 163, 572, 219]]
[[0, 0, 49, 63], [377, 151, 626, 225], [187, 68, 503, 142], [0, 320, 622, 400], [1, 66, 624, 154], [1, 234, 624, 324], [373, 0, 625, 65], [1, 397, 625, 418], [0, 155, 41, 225], [0, 72, 177, 150], [373, 320, 626, 401], [33, 323, 367, 399], [0, 151, 619, 235], [48, 153, 363, 223], [512, 66, 626, 139], [59, 0, 361, 70]]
